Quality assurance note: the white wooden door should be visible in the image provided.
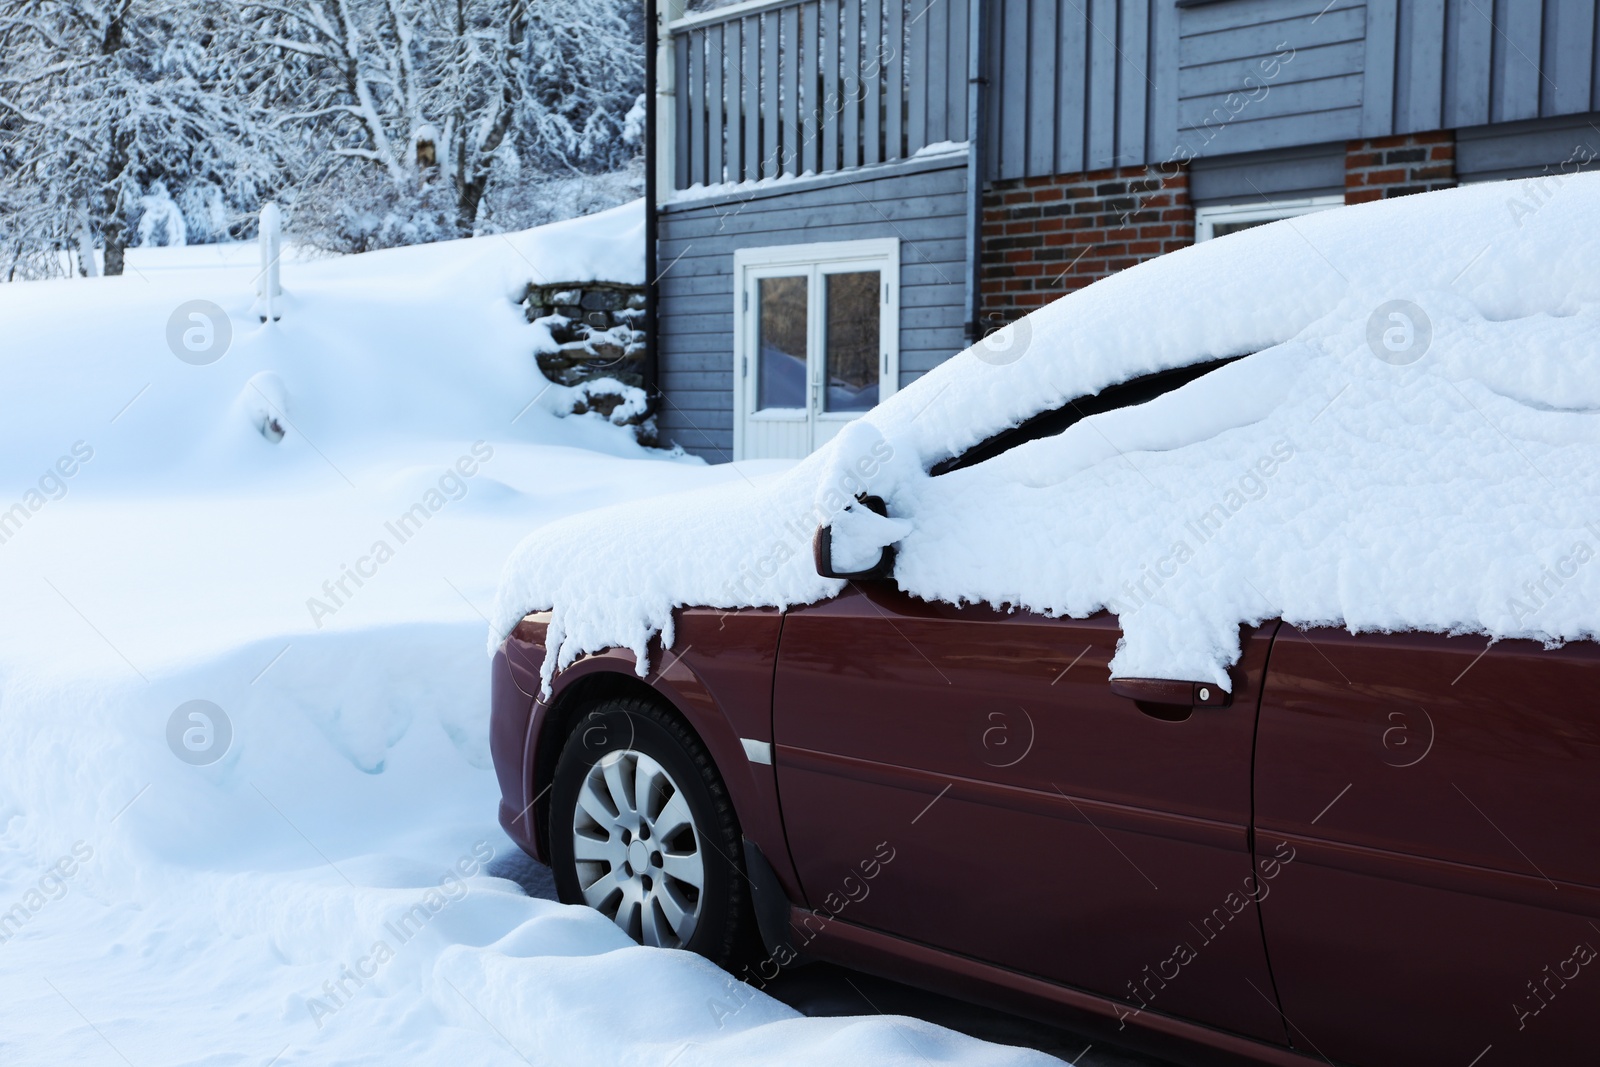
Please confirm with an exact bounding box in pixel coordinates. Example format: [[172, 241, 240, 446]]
[[734, 239, 899, 461]]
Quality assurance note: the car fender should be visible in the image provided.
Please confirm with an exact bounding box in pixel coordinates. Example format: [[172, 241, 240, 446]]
[[517, 608, 803, 906]]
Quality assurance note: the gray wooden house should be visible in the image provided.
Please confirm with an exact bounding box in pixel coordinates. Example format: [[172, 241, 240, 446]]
[[642, 0, 1600, 461]]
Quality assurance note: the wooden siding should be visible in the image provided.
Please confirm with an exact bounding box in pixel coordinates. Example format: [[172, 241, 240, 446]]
[[1456, 112, 1600, 181], [980, 0, 1600, 178], [1380, 0, 1600, 135], [986, 0, 1162, 176], [1176, 0, 1367, 157], [983, 0, 1370, 178], [655, 159, 968, 460], [1187, 140, 1345, 202]]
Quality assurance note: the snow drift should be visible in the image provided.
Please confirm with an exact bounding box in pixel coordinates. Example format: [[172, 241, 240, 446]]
[[494, 175, 1600, 690], [0, 206, 1045, 1065]]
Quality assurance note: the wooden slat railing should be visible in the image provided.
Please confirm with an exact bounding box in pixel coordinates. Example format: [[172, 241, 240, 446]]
[[669, 0, 968, 191]]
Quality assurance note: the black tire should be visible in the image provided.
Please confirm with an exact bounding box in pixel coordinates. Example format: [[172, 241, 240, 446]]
[[548, 695, 754, 968]]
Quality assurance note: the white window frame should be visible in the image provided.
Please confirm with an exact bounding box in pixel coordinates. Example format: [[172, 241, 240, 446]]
[[1194, 194, 1343, 241], [732, 238, 900, 461]]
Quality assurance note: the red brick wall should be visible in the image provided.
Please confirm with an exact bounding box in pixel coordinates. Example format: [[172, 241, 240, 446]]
[[980, 163, 1192, 330], [977, 133, 1460, 331], [1344, 132, 1456, 203]]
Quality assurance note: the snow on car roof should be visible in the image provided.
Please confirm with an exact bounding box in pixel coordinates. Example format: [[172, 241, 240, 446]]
[[493, 174, 1600, 691]]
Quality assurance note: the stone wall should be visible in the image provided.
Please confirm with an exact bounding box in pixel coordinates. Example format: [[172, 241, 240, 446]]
[[521, 280, 655, 440], [522, 281, 648, 388]]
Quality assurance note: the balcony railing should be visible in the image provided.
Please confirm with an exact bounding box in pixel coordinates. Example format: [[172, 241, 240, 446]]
[[669, 0, 971, 191]]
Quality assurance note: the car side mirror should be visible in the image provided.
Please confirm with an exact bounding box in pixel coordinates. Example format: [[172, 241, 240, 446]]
[[813, 495, 897, 580]]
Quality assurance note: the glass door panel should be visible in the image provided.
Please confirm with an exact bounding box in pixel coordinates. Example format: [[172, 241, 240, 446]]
[[757, 275, 808, 411], [822, 270, 880, 413]]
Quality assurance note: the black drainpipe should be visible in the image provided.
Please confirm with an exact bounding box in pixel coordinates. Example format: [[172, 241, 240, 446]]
[[962, 0, 989, 344], [643, 0, 661, 397]]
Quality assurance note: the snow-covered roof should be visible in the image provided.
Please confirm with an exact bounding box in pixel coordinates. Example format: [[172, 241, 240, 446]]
[[493, 175, 1600, 691]]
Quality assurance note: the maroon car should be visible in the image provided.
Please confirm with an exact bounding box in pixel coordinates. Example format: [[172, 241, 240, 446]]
[[490, 385, 1600, 1067]]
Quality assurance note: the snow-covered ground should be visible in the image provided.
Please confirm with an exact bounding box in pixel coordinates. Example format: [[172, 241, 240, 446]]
[[0, 206, 1049, 1066]]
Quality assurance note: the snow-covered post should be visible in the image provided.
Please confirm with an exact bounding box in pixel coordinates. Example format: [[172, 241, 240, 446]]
[[258, 202, 283, 323], [76, 211, 99, 278]]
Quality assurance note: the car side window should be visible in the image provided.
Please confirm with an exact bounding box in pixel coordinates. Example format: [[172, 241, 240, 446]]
[[929, 354, 1244, 476]]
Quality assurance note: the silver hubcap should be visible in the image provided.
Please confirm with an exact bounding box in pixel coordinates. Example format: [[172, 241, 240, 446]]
[[572, 749, 706, 948]]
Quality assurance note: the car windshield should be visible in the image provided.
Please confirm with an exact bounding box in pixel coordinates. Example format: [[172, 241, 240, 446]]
[[931, 355, 1246, 476]]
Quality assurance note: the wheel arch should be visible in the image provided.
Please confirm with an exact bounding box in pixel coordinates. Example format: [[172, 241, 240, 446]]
[[527, 653, 754, 868], [520, 614, 801, 913], [531, 667, 675, 857]]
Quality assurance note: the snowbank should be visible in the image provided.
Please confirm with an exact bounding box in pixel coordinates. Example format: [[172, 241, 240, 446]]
[[0, 206, 1049, 1066], [0, 200, 649, 498], [494, 175, 1600, 689]]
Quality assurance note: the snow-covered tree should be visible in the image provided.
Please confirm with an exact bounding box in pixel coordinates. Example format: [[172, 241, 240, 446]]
[[0, 0, 644, 273], [246, 0, 643, 251], [0, 0, 282, 277]]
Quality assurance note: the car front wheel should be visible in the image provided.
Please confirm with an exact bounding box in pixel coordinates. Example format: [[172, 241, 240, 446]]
[[548, 695, 752, 966]]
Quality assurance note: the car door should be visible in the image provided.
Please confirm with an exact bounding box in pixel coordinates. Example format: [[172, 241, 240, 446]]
[[1254, 627, 1600, 1066], [772, 581, 1286, 1042]]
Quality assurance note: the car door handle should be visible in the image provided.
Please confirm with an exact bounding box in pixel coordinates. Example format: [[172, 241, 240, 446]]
[[1110, 678, 1232, 708]]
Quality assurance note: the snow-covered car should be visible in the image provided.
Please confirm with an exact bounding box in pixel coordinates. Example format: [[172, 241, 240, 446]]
[[489, 178, 1600, 1067]]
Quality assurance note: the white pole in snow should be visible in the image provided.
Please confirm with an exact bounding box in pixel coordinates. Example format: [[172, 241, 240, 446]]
[[77, 210, 99, 278], [258, 202, 283, 322]]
